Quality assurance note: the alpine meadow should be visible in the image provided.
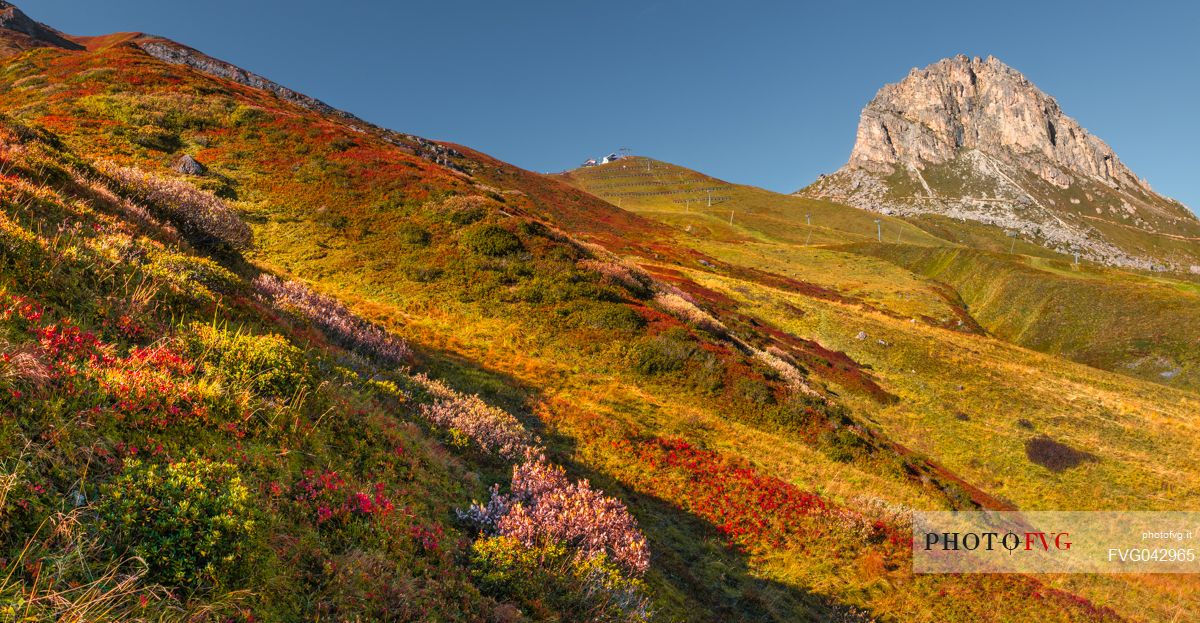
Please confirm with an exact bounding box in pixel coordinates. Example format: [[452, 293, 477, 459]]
[[0, 2, 1198, 622]]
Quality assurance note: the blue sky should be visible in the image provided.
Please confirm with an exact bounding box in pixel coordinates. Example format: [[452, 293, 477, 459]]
[[26, 0, 1200, 211]]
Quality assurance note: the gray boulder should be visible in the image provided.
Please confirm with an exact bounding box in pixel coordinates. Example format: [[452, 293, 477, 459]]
[[172, 154, 206, 176]]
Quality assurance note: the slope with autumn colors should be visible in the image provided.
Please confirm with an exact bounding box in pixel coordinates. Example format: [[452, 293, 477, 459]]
[[1, 4, 1199, 622], [559, 157, 1200, 392]]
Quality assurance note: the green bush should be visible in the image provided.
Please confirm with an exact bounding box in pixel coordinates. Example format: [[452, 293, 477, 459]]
[[577, 303, 646, 331], [130, 124, 180, 152], [186, 323, 309, 396], [449, 206, 486, 226], [735, 378, 775, 406], [470, 536, 649, 623], [98, 458, 256, 588], [395, 223, 431, 246], [228, 105, 268, 127], [518, 220, 549, 237], [512, 273, 625, 305], [461, 224, 522, 257], [632, 331, 694, 376], [690, 354, 725, 394], [766, 401, 813, 429], [147, 251, 240, 300], [766, 393, 852, 430], [196, 176, 239, 201], [630, 328, 724, 391], [939, 479, 977, 510], [0, 214, 50, 289], [330, 136, 357, 152], [819, 428, 868, 463]]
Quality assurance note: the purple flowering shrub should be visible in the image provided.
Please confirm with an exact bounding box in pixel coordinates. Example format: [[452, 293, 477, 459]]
[[463, 455, 650, 576], [253, 274, 412, 367], [414, 374, 538, 460], [104, 164, 252, 251]]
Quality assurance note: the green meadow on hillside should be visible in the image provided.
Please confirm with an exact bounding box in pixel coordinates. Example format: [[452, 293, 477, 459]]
[[846, 243, 1200, 391], [561, 158, 1200, 393], [555, 158, 945, 247], [0, 24, 1197, 623]]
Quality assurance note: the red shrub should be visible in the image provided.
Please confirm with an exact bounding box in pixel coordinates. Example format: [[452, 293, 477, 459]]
[[613, 437, 827, 549], [293, 471, 397, 526]]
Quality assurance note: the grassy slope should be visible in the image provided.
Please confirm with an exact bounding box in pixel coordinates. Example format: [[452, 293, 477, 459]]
[[0, 116, 500, 620], [555, 158, 981, 328], [560, 158, 1200, 508], [0, 40, 964, 622], [0, 38, 1196, 622], [554, 157, 947, 248], [557, 159, 1200, 619], [801, 153, 1200, 270], [672, 262, 1200, 621], [561, 158, 1200, 392], [845, 243, 1200, 391]]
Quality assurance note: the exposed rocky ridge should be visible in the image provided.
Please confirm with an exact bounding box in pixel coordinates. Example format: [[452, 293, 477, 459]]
[[801, 55, 1200, 272], [0, 0, 82, 56], [0, 4, 468, 174], [135, 38, 347, 119], [134, 38, 468, 172]]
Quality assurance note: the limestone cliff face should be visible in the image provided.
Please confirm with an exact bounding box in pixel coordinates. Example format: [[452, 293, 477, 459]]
[[848, 55, 1145, 191], [801, 55, 1200, 272]]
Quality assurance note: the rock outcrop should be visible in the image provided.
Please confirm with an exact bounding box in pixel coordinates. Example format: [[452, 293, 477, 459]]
[[847, 55, 1147, 192], [135, 37, 468, 173], [172, 154, 207, 176], [0, 1, 83, 56], [800, 55, 1200, 272]]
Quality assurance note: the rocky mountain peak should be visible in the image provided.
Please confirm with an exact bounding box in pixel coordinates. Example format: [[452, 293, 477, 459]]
[[801, 55, 1199, 272], [847, 54, 1146, 192]]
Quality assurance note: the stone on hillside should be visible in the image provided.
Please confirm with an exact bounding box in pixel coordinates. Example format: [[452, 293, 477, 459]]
[[173, 154, 206, 176]]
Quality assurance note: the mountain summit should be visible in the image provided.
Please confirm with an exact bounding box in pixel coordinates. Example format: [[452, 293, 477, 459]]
[[848, 55, 1144, 191], [801, 55, 1200, 272]]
